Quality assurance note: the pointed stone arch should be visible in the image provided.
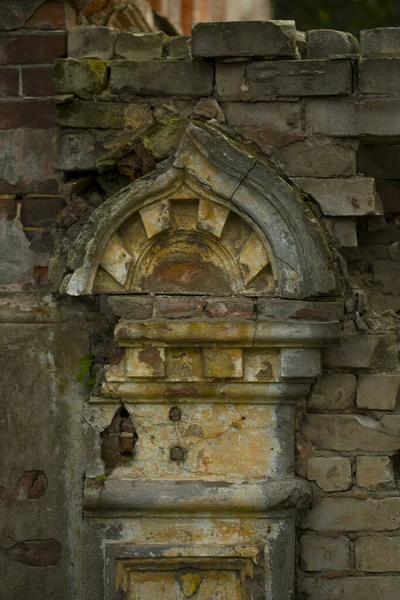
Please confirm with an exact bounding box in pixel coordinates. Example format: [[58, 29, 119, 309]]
[[61, 123, 337, 299]]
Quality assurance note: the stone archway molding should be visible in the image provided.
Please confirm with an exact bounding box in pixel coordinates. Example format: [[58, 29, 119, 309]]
[[61, 123, 338, 299]]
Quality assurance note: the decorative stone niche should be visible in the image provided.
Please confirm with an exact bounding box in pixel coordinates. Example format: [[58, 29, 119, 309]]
[[62, 124, 341, 600]]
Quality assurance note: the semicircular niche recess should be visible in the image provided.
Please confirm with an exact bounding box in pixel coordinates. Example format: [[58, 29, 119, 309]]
[[93, 192, 276, 296]]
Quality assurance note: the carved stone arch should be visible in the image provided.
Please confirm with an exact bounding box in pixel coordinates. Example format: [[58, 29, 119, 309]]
[[61, 123, 337, 299]]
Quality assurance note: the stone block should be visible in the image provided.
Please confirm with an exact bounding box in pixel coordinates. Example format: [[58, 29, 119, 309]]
[[372, 260, 400, 293], [115, 32, 164, 60], [325, 217, 358, 247], [166, 347, 203, 381], [324, 333, 397, 370], [300, 535, 350, 571], [154, 297, 204, 319], [126, 346, 166, 378], [204, 298, 254, 319], [191, 20, 299, 59], [359, 58, 400, 94], [109, 60, 214, 99], [108, 296, 153, 320], [361, 28, 400, 57], [273, 139, 356, 178], [68, 26, 116, 60], [243, 349, 278, 382], [54, 58, 108, 100], [245, 59, 352, 97], [306, 97, 400, 137], [203, 347, 243, 378], [193, 98, 225, 122], [303, 497, 400, 531], [309, 373, 356, 410], [302, 414, 400, 452], [54, 129, 112, 172], [222, 102, 302, 151], [301, 576, 400, 600], [292, 177, 382, 217], [280, 348, 321, 379], [57, 100, 153, 130], [356, 537, 400, 572], [167, 36, 191, 59], [307, 29, 359, 58], [356, 456, 395, 489], [258, 299, 344, 322], [357, 374, 400, 410], [307, 457, 352, 492]]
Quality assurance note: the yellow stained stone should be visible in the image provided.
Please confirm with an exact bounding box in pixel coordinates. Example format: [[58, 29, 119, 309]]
[[177, 571, 203, 597]]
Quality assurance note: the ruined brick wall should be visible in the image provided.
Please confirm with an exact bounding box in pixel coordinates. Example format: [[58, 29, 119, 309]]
[[2, 14, 400, 600]]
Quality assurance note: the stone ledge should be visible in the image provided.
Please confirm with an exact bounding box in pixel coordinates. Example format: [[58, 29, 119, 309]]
[[83, 477, 311, 515], [114, 319, 341, 347]]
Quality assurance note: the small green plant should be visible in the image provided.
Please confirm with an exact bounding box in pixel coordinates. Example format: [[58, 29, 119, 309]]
[[76, 355, 94, 383]]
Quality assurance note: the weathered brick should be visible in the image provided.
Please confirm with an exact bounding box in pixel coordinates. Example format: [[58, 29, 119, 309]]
[[307, 457, 352, 492], [54, 58, 108, 100], [300, 535, 350, 571], [358, 144, 400, 179], [359, 58, 400, 94], [281, 348, 321, 379], [25, 1, 66, 30], [273, 138, 356, 178], [325, 217, 358, 247], [109, 60, 214, 99], [68, 26, 116, 60], [204, 298, 254, 319], [378, 181, 400, 213], [222, 101, 302, 151], [306, 97, 400, 137], [324, 333, 397, 370], [301, 576, 400, 600], [302, 414, 400, 452], [54, 129, 111, 171], [0, 66, 18, 96], [309, 373, 356, 410], [154, 297, 204, 319], [22, 65, 53, 96], [307, 29, 359, 58], [0, 99, 55, 129], [356, 537, 400, 572], [245, 59, 352, 97], [303, 497, 400, 532], [192, 20, 299, 59], [115, 32, 164, 60], [126, 346, 166, 378], [21, 197, 65, 228], [56, 100, 153, 130], [361, 28, 400, 58], [0, 128, 59, 194], [258, 299, 344, 322], [372, 260, 400, 294], [107, 296, 154, 320], [356, 456, 395, 489], [292, 177, 382, 217], [357, 374, 400, 410], [167, 35, 191, 59], [0, 33, 66, 64]]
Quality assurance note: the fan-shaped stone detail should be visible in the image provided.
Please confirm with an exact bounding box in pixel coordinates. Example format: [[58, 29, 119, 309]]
[[93, 190, 274, 295]]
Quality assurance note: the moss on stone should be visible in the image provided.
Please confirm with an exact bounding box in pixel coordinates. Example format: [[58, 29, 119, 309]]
[[143, 118, 188, 160]]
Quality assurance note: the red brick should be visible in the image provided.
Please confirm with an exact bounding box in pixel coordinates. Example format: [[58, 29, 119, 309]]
[[0, 33, 66, 64], [0, 67, 19, 96], [154, 297, 204, 318], [22, 197, 65, 228], [25, 1, 66, 30], [0, 100, 55, 128], [22, 66, 53, 96], [204, 298, 254, 319]]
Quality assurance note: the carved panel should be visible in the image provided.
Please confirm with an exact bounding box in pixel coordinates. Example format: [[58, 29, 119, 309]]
[[93, 192, 274, 295]]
